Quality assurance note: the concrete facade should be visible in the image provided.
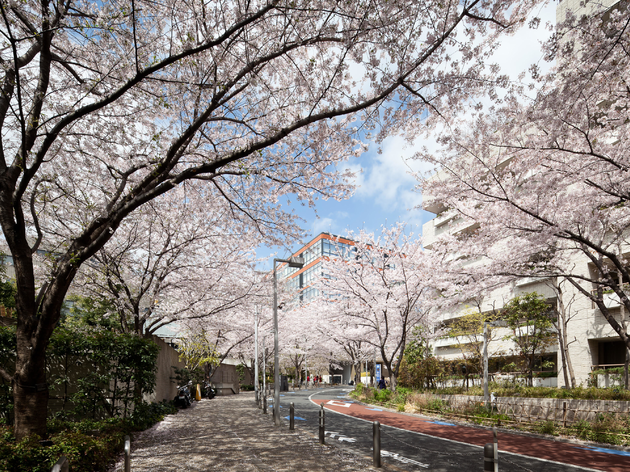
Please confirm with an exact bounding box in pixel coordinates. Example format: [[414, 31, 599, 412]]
[[145, 335, 188, 403]]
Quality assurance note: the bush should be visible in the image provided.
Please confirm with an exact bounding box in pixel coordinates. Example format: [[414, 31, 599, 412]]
[[537, 421, 556, 436], [0, 400, 178, 472], [374, 388, 391, 403], [0, 427, 123, 472], [129, 401, 178, 431]]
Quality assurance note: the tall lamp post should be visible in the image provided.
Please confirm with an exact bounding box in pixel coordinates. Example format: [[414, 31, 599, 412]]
[[254, 306, 259, 405], [273, 256, 304, 426], [483, 320, 507, 409]]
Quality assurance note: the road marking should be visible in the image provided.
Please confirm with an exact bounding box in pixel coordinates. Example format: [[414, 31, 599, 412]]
[[367, 408, 382, 411], [326, 431, 356, 443], [573, 446, 630, 457], [428, 420, 456, 426], [284, 416, 306, 421], [313, 391, 602, 472], [381, 450, 429, 468], [326, 400, 352, 408]]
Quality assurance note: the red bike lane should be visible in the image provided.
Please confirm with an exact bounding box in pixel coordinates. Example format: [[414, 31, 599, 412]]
[[316, 399, 630, 472]]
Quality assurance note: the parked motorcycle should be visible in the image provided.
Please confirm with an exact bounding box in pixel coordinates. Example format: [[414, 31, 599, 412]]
[[174, 382, 192, 408], [203, 380, 216, 399]]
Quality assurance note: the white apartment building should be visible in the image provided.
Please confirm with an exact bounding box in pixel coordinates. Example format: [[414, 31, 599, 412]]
[[421, 0, 627, 388], [424, 197, 629, 388]]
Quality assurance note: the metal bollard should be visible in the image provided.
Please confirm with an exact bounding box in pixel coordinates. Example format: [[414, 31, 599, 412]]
[[124, 435, 131, 472], [263, 394, 267, 414], [319, 403, 325, 444], [51, 456, 69, 472], [290, 402, 295, 430], [484, 443, 495, 471], [373, 421, 381, 468], [493, 428, 498, 472]]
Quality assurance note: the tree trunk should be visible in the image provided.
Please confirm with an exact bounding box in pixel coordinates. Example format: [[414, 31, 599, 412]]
[[389, 372, 397, 391], [556, 283, 576, 389], [13, 276, 49, 438], [12, 374, 49, 439], [562, 327, 576, 389], [12, 254, 78, 439]]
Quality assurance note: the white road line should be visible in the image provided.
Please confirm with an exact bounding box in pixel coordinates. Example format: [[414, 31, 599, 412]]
[[382, 449, 429, 468]]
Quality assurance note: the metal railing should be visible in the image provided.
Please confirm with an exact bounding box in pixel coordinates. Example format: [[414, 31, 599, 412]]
[[51, 456, 69, 472]]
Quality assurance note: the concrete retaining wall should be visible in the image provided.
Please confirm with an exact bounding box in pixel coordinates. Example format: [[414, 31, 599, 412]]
[[145, 335, 187, 403], [436, 394, 630, 424]]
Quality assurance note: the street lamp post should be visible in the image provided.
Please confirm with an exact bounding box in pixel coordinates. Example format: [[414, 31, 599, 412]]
[[254, 306, 259, 405], [483, 320, 507, 409], [262, 334, 267, 402], [273, 256, 304, 426]]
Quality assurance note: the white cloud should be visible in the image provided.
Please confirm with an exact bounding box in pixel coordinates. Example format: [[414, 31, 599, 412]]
[[353, 135, 433, 210], [311, 217, 335, 234]]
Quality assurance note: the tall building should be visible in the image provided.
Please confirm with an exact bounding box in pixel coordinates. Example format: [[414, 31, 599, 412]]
[[277, 232, 358, 304]]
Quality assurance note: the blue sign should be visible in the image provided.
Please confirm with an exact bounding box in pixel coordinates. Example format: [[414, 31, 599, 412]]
[[376, 363, 381, 382]]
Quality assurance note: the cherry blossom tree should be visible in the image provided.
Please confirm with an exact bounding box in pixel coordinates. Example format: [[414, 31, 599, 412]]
[[318, 225, 434, 390], [419, 2, 630, 365], [277, 297, 341, 384], [177, 304, 258, 382], [0, 0, 544, 438], [77, 185, 259, 337]]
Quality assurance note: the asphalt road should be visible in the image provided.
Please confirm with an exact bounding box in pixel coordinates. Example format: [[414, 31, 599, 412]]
[[267, 386, 622, 472]]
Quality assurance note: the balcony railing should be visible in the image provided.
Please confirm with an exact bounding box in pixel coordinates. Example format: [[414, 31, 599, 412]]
[[514, 276, 550, 287]]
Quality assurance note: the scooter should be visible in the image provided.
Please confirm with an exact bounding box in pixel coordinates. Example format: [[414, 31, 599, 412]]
[[203, 380, 216, 399], [174, 382, 192, 408]]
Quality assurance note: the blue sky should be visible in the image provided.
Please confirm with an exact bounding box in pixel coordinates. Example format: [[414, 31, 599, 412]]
[[256, 1, 557, 269]]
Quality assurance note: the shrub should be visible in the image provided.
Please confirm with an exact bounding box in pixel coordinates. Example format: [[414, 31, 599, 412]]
[[0, 399, 178, 472], [374, 388, 391, 403], [129, 401, 177, 431], [537, 421, 556, 436]]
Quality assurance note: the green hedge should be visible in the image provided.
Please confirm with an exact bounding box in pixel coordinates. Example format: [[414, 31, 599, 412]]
[[0, 401, 178, 472]]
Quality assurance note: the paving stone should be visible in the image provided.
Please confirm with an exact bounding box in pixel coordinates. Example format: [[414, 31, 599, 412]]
[[110, 392, 387, 472]]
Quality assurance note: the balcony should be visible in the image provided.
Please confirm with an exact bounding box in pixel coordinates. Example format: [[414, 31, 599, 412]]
[[434, 211, 456, 228], [514, 276, 551, 287], [423, 199, 447, 215], [433, 335, 482, 348], [603, 293, 622, 309], [433, 337, 459, 348], [591, 285, 629, 310]]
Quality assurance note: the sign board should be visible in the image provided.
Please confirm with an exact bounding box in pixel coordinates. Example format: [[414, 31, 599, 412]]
[[376, 363, 381, 382]]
